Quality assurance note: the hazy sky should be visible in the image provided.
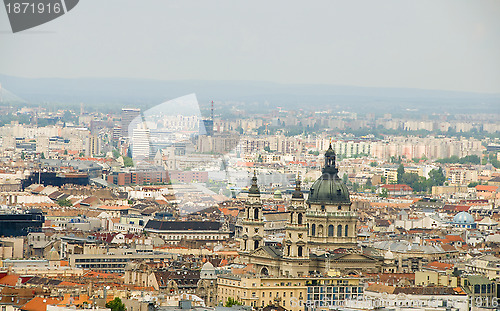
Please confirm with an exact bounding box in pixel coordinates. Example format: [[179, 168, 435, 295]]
[[1, 0, 499, 93]]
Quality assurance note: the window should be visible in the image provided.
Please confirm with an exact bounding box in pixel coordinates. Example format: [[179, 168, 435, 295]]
[[298, 246, 303, 257], [298, 213, 303, 225], [311, 224, 316, 236], [337, 225, 342, 237], [345, 225, 348, 237], [328, 225, 334, 237]]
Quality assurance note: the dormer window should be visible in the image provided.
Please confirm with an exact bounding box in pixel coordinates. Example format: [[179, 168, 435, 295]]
[[338, 206, 342, 210]]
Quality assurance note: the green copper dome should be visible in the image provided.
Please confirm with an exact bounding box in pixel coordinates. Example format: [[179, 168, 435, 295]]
[[273, 189, 283, 199], [307, 144, 350, 204]]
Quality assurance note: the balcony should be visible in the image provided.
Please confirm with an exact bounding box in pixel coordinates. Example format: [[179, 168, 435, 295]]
[[306, 211, 357, 218]]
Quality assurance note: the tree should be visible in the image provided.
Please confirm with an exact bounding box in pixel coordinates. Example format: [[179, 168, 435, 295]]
[[390, 156, 401, 164], [489, 153, 500, 169], [106, 297, 126, 311], [370, 161, 377, 167], [57, 198, 72, 207], [365, 178, 372, 188], [428, 168, 446, 187], [224, 297, 242, 307], [264, 146, 271, 152], [126, 146, 133, 158], [123, 156, 134, 167], [379, 187, 388, 198], [397, 164, 405, 183], [352, 182, 359, 192], [40, 152, 46, 159], [342, 173, 349, 185]]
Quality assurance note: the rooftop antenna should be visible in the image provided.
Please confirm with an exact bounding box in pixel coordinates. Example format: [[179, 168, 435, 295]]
[[211, 101, 214, 121]]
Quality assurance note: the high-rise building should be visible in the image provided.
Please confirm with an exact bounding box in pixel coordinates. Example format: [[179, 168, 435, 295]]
[[199, 119, 214, 136], [86, 135, 101, 157], [132, 126, 151, 160], [112, 125, 122, 141], [121, 108, 141, 138]]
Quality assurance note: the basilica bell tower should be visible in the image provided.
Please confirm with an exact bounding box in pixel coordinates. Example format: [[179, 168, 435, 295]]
[[238, 172, 264, 254], [282, 175, 310, 277]]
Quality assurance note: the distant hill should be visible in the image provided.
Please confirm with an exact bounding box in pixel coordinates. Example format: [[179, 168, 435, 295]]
[[0, 74, 498, 115]]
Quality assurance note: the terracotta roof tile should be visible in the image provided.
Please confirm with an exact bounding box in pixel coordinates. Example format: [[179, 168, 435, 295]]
[[21, 297, 62, 311]]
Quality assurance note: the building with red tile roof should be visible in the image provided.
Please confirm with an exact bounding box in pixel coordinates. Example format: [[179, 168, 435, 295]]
[[20, 297, 62, 311], [423, 261, 454, 272]]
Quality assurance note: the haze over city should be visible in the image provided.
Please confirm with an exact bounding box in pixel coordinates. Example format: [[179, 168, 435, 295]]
[[1, 0, 500, 93], [0, 1, 500, 311]]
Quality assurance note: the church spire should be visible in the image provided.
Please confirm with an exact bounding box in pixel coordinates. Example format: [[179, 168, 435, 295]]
[[292, 173, 304, 199], [248, 170, 260, 195]]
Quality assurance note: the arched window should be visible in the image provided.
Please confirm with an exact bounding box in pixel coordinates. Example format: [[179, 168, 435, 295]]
[[261, 267, 269, 275], [298, 246, 303, 257], [337, 225, 342, 237], [345, 225, 349, 237], [287, 245, 291, 256], [254, 207, 259, 220], [254, 240, 259, 249], [298, 213, 303, 225], [247, 208, 250, 219], [311, 224, 316, 236], [290, 212, 294, 223], [328, 225, 334, 237]]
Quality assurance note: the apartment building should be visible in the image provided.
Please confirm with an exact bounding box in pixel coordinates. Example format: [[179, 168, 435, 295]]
[[217, 275, 363, 311]]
